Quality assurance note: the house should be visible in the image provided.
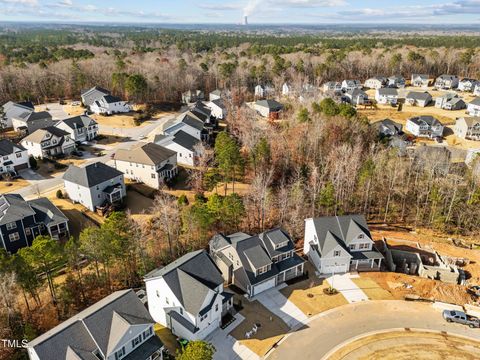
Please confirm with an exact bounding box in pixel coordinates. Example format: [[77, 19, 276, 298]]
[[1, 101, 34, 128], [209, 228, 305, 298], [12, 111, 53, 134], [387, 75, 406, 88], [434, 74, 459, 90], [405, 91, 432, 107], [27, 289, 164, 360], [164, 111, 206, 141], [304, 215, 384, 274], [474, 84, 480, 96], [254, 99, 284, 118], [455, 117, 480, 140], [435, 93, 465, 110], [54, 115, 98, 143], [411, 74, 430, 87], [406, 115, 444, 138], [322, 81, 342, 93], [21, 127, 75, 159], [372, 119, 403, 137], [209, 89, 222, 101], [0, 194, 69, 254], [63, 162, 126, 211], [364, 77, 387, 90], [144, 250, 233, 341], [341, 79, 362, 92], [467, 97, 480, 116], [0, 140, 29, 175], [282, 82, 291, 96], [375, 88, 398, 105], [113, 142, 177, 189], [154, 131, 201, 167], [345, 89, 368, 105], [81, 86, 110, 108], [90, 95, 131, 115], [254, 85, 274, 98], [182, 89, 204, 104], [458, 78, 478, 92], [207, 99, 227, 120]]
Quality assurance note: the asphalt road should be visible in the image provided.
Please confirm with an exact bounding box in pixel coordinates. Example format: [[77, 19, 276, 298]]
[[267, 300, 480, 360]]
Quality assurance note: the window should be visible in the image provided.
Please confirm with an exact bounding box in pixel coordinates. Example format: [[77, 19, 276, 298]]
[[349, 244, 356, 250], [359, 243, 369, 250], [180, 308, 183, 315], [358, 234, 364, 239], [200, 313, 207, 321], [275, 241, 288, 250], [25, 228, 31, 236], [281, 252, 291, 261], [114, 346, 126, 360], [16, 153, 22, 158], [131, 334, 142, 348], [165, 297, 169, 305], [156, 290, 160, 298], [333, 250, 341, 257], [2, 156, 8, 160], [257, 266, 268, 275], [215, 304, 219, 312], [6, 222, 16, 230], [151, 173, 156, 179], [9, 233, 20, 242]]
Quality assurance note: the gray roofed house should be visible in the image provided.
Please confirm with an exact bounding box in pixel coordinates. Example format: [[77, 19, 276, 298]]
[[0, 194, 69, 254], [406, 115, 444, 138], [144, 250, 233, 341], [345, 89, 368, 105], [115, 142, 176, 166], [434, 74, 459, 90], [55, 115, 98, 142], [1, 101, 35, 128], [27, 289, 163, 360], [0, 139, 29, 174], [373, 119, 403, 137], [375, 88, 399, 104], [64, 162, 123, 188], [21, 126, 76, 159], [154, 129, 201, 167], [304, 215, 384, 274], [209, 228, 305, 298], [254, 99, 284, 118], [11, 110, 54, 134], [405, 91, 432, 107], [467, 97, 480, 117], [411, 74, 430, 87], [81, 86, 110, 107], [455, 117, 480, 140]]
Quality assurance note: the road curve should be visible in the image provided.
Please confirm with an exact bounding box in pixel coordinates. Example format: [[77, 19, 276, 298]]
[[267, 300, 480, 360]]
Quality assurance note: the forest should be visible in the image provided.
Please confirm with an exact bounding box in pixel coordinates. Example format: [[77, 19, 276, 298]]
[[1, 25, 480, 359]]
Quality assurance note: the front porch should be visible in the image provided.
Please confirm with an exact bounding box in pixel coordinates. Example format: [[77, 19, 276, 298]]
[[349, 251, 383, 272]]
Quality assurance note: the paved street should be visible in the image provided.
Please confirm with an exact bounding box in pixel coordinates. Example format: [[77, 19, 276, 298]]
[[255, 285, 308, 330], [267, 300, 480, 360], [326, 273, 368, 303], [8, 114, 176, 199]]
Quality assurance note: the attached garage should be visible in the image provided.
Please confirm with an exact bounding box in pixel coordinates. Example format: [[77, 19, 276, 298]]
[[321, 263, 349, 274], [252, 277, 276, 296]]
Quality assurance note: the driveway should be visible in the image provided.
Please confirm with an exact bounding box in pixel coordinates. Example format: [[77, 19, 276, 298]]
[[36, 103, 69, 120], [255, 285, 308, 329], [267, 300, 480, 360], [206, 313, 259, 360], [326, 274, 368, 303]]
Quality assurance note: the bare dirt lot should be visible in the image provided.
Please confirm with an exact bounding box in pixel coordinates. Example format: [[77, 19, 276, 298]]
[[0, 178, 30, 193], [328, 330, 480, 360]]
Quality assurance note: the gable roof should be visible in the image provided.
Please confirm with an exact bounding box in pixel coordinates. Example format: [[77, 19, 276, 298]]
[[437, 74, 458, 80], [373, 119, 402, 134], [406, 91, 432, 101], [144, 250, 224, 315], [412, 74, 429, 80], [0, 139, 25, 156], [408, 115, 443, 127], [81, 86, 111, 106], [63, 162, 123, 188], [172, 130, 200, 151], [377, 88, 398, 96], [15, 111, 52, 122], [255, 99, 283, 111], [101, 94, 123, 104], [57, 115, 97, 130], [470, 97, 480, 106], [114, 142, 176, 166], [310, 215, 372, 256], [22, 126, 69, 144], [458, 117, 480, 127], [29, 290, 156, 360]]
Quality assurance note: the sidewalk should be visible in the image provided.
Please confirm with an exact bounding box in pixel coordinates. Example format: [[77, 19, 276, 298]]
[[326, 274, 368, 303]]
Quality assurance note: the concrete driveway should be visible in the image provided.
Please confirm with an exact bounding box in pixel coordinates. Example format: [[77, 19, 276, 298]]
[[267, 300, 480, 360], [255, 285, 308, 330], [206, 313, 259, 360], [326, 273, 368, 303]]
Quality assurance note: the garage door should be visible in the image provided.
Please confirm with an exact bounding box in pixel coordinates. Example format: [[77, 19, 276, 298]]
[[253, 277, 276, 296], [322, 263, 349, 274]]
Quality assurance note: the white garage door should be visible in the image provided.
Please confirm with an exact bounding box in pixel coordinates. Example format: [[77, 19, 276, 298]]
[[253, 277, 276, 296], [322, 263, 349, 274]]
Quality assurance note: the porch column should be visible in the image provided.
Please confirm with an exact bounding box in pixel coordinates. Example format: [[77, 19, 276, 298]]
[[378, 258, 382, 268], [356, 260, 359, 269], [370, 259, 374, 268]]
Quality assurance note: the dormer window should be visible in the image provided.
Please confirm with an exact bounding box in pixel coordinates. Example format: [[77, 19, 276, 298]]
[[275, 241, 288, 249], [333, 250, 341, 257]]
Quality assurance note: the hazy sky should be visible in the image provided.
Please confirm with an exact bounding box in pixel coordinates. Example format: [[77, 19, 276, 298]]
[[0, 0, 479, 24]]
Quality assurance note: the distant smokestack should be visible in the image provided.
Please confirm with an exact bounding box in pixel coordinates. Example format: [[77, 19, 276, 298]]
[[243, 16, 248, 25]]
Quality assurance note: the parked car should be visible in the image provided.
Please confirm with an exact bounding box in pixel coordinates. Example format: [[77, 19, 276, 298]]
[[71, 101, 80, 106], [468, 285, 480, 297], [443, 310, 480, 328]]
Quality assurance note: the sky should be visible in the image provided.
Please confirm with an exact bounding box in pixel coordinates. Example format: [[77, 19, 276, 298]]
[[0, 0, 479, 24]]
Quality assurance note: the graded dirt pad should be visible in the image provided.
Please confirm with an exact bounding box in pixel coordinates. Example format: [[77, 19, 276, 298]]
[[350, 276, 395, 301], [0, 178, 30, 193], [230, 299, 290, 357], [328, 330, 480, 360]]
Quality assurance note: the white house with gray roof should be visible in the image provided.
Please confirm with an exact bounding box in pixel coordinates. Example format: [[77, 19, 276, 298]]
[[455, 117, 480, 140], [207, 98, 227, 119], [322, 81, 342, 93], [90, 94, 131, 115], [154, 131, 201, 167], [375, 88, 398, 105], [254, 99, 284, 118], [467, 97, 480, 117], [458, 78, 478, 92], [81, 86, 110, 108], [209, 228, 305, 298], [345, 89, 368, 105], [55, 115, 98, 143], [387, 75, 406, 88], [434, 74, 459, 90], [113, 143, 177, 190], [63, 162, 126, 211], [304, 215, 384, 274], [341, 79, 362, 92], [12, 110, 53, 134], [364, 77, 387, 90], [0, 139, 29, 175], [21, 126, 75, 159], [27, 289, 163, 360], [145, 250, 233, 341], [1, 101, 34, 128], [411, 74, 430, 88], [405, 91, 432, 107], [406, 116, 444, 138], [474, 84, 480, 97], [435, 93, 466, 110]]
